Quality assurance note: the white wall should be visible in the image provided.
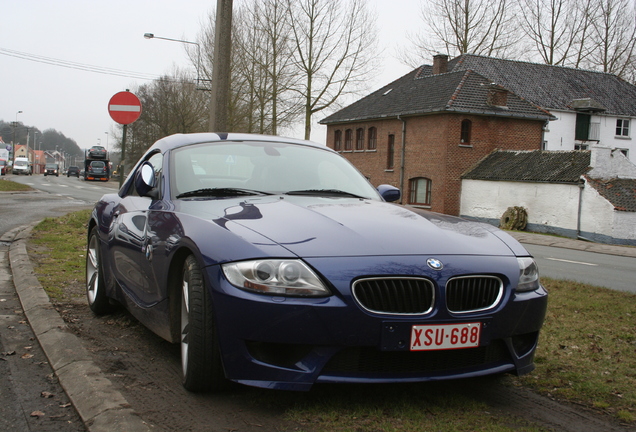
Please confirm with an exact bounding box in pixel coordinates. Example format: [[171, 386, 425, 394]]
[[460, 178, 636, 245], [579, 180, 636, 244], [588, 146, 636, 180], [543, 111, 576, 151], [460, 180, 580, 231]]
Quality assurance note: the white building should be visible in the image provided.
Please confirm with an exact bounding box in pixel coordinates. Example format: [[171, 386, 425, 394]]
[[460, 147, 636, 246]]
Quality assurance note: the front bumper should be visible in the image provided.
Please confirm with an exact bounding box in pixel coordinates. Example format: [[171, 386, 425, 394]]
[[206, 255, 548, 391]]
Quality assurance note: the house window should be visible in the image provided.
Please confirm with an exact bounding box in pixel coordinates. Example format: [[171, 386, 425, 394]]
[[575, 113, 591, 140], [616, 119, 630, 137], [344, 129, 353, 150], [387, 134, 395, 169], [460, 119, 472, 144], [334, 130, 342, 151], [408, 177, 432, 206], [368, 127, 377, 150], [356, 128, 365, 150]]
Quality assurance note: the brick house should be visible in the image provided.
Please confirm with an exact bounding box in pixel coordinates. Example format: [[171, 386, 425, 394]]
[[320, 55, 553, 216]]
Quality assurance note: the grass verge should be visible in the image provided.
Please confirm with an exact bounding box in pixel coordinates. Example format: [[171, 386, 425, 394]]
[[26, 210, 636, 430], [517, 278, 636, 423], [0, 178, 33, 191], [29, 209, 91, 301]]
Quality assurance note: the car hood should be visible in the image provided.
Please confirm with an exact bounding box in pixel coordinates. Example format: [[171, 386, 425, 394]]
[[175, 196, 526, 258]]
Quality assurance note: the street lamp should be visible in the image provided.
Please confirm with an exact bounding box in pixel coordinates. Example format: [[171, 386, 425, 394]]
[[12, 111, 23, 160], [144, 33, 202, 87]]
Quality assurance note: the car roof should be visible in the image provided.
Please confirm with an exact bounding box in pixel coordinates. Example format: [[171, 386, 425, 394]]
[[148, 133, 330, 154]]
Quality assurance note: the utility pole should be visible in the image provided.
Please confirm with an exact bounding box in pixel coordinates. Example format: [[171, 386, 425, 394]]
[[208, 0, 233, 132]]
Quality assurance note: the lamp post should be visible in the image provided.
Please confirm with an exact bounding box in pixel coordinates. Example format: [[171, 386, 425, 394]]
[[144, 33, 202, 86], [13, 111, 23, 159]]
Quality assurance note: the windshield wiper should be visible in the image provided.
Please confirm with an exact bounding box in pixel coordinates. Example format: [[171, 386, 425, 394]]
[[285, 189, 365, 199], [176, 188, 272, 199]]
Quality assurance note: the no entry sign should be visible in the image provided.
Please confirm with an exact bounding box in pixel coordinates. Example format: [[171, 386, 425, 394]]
[[108, 91, 142, 125]]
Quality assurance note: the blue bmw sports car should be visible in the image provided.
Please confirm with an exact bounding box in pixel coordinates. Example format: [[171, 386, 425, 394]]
[[86, 133, 547, 392]]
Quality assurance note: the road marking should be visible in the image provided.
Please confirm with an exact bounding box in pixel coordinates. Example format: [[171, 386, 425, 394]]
[[546, 257, 598, 266]]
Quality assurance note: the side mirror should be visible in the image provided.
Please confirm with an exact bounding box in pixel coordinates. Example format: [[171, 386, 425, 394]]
[[134, 162, 158, 198], [377, 184, 400, 202]]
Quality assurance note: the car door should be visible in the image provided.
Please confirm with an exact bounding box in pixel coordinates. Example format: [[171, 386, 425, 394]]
[[108, 152, 165, 307]]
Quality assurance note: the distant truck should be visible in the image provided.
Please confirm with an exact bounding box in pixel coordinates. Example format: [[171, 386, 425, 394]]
[[13, 157, 32, 175], [84, 146, 110, 181]]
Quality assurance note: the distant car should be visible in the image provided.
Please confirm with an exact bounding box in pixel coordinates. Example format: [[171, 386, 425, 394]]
[[0, 159, 10, 175], [13, 157, 32, 175], [67, 166, 80, 177], [87, 146, 107, 159], [86, 133, 548, 393], [44, 163, 60, 177], [85, 160, 109, 181]]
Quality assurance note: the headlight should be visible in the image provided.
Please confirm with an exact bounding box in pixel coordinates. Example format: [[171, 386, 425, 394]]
[[516, 257, 541, 292], [222, 259, 330, 297]]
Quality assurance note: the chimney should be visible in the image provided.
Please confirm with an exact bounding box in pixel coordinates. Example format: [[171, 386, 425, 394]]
[[433, 54, 448, 74], [487, 84, 508, 107]]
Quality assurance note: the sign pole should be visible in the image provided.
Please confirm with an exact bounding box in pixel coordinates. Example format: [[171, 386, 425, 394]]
[[119, 124, 127, 188]]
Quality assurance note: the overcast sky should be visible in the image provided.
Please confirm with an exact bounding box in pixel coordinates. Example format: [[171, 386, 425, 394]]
[[1, 0, 422, 150]]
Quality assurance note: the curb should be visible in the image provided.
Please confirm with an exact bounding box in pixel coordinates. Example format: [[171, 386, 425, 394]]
[[6, 224, 159, 432]]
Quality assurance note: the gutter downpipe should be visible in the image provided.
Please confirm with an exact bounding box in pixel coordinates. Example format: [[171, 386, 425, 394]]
[[577, 177, 592, 241], [398, 115, 407, 204]]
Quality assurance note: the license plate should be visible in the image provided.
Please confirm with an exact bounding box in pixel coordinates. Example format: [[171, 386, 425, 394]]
[[410, 322, 481, 351]]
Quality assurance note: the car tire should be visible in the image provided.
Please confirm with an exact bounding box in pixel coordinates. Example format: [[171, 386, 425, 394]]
[[86, 226, 113, 315], [180, 254, 226, 392]]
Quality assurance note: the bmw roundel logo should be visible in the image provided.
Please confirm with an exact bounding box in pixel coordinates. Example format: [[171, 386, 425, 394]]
[[427, 258, 443, 270]]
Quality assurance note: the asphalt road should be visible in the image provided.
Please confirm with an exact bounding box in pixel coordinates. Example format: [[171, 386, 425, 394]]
[[524, 243, 636, 293]]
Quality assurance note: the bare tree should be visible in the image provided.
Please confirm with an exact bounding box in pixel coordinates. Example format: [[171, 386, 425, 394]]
[[112, 68, 209, 164], [233, 0, 299, 135], [401, 0, 519, 67], [586, 0, 636, 77], [287, 0, 378, 140], [517, 0, 597, 66]]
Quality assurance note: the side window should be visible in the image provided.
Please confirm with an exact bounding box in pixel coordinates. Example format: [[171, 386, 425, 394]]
[[386, 134, 395, 169], [616, 119, 630, 137], [334, 129, 342, 151], [356, 128, 365, 150], [148, 152, 163, 183], [344, 129, 353, 151], [408, 177, 432, 206], [460, 119, 472, 144], [126, 151, 163, 197], [367, 127, 377, 150]]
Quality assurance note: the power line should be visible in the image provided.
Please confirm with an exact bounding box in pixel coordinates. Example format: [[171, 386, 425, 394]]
[[0, 47, 163, 81]]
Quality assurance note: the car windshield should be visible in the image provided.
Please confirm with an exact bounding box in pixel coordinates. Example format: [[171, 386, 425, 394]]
[[91, 161, 105, 168], [170, 141, 381, 200], [15, 161, 27, 166]]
